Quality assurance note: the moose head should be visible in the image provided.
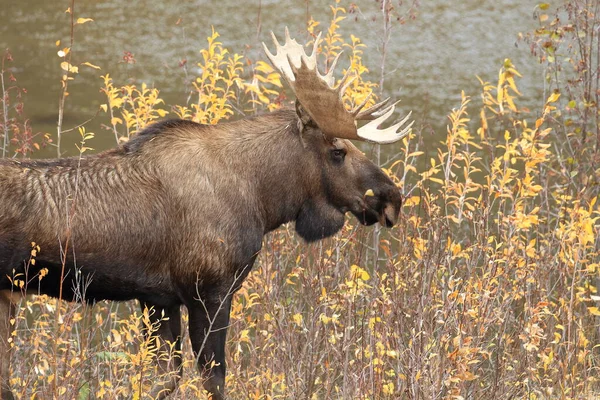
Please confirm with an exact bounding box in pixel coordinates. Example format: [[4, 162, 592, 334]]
[[263, 28, 412, 242]]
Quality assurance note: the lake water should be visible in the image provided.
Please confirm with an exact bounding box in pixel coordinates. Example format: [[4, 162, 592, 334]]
[[0, 0, 543, 158]]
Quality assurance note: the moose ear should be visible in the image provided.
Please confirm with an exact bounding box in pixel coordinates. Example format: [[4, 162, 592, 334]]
[[295, 100, 318, 134]]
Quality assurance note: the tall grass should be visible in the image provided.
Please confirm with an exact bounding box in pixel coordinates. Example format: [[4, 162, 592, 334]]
[[0, 1, 599, 399]]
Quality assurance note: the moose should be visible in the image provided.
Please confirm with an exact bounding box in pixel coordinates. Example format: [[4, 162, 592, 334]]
[[0, 29, 412, 399]]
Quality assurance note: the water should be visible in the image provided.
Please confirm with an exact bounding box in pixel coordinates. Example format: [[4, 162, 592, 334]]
[[0, 0, 543, 158]]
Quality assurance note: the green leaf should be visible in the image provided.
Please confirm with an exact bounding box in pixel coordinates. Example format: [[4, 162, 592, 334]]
[[95, 351, 129, 361], [77, 382, 90, 400]]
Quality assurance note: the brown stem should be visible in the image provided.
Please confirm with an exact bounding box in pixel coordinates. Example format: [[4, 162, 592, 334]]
[[1, 54, 8, 159], [57, 0, 75, 158]]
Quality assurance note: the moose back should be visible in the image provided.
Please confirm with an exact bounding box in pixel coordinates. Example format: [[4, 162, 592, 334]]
[[0, 29, 411, 399]]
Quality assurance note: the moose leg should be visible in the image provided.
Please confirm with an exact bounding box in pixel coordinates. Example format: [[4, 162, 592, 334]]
[[187, 295, 232, 400], [140, 302, 182, 400], [0, 291, 15, 400]]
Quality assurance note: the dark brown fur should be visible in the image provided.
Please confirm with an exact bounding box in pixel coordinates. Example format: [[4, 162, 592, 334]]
[[0, 107, 401, 399]]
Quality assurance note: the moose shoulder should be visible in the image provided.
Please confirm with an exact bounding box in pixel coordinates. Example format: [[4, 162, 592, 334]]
[[0, 29, 412, 399]]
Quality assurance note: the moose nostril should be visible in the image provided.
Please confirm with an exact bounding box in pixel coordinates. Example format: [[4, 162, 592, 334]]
[[382, 203, 398, 227]]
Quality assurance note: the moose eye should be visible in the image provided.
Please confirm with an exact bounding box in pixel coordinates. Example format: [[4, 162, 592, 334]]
[[331, 148, 346, 163]]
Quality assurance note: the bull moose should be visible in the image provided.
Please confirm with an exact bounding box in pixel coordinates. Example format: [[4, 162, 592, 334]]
[[0, 29, 412, 399]]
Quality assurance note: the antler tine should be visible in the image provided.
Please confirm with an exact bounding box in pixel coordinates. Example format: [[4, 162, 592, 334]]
[[270, 30, 282, 49], [262, 40, 293, 83], [357, 104, 413, 144], [323, 51, 342, 87], [284, 26, 296, 48], [310, 32, 322, 58], [337, 69, 357, 100], [390, 111, 414, 137], [355, 98, 392, 120], [351, 92, 374, 117]]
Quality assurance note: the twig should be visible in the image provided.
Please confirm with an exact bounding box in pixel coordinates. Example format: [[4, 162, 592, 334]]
[[56, 0, 76, 158], [193, 264, 251, 364], [1, 54, 9, 158]]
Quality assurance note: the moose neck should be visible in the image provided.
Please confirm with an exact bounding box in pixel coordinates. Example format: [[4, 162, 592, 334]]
[[247, 113, 315, 233]]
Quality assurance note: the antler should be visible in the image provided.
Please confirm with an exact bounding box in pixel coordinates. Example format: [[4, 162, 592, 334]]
[[263, 27, 413, 144]]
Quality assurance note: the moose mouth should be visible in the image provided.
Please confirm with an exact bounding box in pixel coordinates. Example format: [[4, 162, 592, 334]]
[[350, 200, 398, 228]]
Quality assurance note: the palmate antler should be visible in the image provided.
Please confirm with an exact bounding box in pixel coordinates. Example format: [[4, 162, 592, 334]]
[[263, 27, 413, 144]]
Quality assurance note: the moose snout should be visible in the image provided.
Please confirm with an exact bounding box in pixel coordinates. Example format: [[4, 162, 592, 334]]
[[360, 184, 402, 227], [379, 185, 402, 227], [380, 202, 399, 227]]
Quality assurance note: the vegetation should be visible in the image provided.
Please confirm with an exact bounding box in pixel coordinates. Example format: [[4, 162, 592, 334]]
[[1, 0, 599, 398]]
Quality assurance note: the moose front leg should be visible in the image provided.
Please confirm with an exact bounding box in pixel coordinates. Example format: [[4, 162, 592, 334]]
[[187, 294, 233, 400], [0, 291, 16, 400], [140, 302, 182, 400]]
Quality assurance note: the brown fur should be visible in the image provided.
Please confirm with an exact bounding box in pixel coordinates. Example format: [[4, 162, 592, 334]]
[[0, 107, 402, 399]]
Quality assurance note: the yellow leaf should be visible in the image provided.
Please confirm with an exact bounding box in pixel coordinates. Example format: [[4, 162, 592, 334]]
[[588, 307, 600, 316], [292, 313, 303, 327], [403, 196, 420, 207], [100, 104, 108, 112], [506, 67, 522, 77], [382, 382, 395, 395], [506, 76, 521, 95], [351, 265, 370, 281], [254, 61, 274, 74], [76, 17, 94, 24], [60, 62, 79, 74], [364, 189, 375, 197], [497, 71, 505, 104], [506, 94, 517, 112], [81, 61, 101, 70], [547, 92, 561, 103], [535, 118, 544, 129]]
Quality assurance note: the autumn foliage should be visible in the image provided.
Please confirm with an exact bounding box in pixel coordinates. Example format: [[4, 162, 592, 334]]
[[0, 1, 599, 399]]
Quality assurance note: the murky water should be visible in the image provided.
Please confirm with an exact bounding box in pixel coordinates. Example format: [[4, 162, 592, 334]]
[[0, 0, 543, 158]]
